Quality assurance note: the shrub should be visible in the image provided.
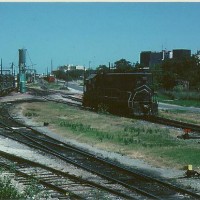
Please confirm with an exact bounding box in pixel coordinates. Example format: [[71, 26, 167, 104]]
[[0, 176, 22, 199]]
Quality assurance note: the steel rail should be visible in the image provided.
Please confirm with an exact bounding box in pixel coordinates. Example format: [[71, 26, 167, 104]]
[[1, 111, 200, 199], [0, 153, 82, 199], [144, 116, 200, 134], [0, 126, 157, 199], [27, 87, 200, 134], [0, 91, 199, 197], [0, 150, 137, 199]]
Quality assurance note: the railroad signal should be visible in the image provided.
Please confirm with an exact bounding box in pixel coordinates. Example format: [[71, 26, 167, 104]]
[[184, 128, 191, 134], [182, 128, 191, 139]]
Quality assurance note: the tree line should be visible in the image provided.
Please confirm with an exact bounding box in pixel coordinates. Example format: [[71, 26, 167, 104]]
[[53, 55, 200, 91]]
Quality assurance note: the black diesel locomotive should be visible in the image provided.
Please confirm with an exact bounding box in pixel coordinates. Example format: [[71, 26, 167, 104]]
[[83, 72, 158, 116]]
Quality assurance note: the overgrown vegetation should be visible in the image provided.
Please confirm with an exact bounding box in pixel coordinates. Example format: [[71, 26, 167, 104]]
[[157, 91, 200, 107], [0, 175, 22, 199], [0, 167, 45, 199], [152, 54, 200, 90], [59, 120, 176, 148], [159, 109, 200, 125], [19, 102, 200, 169]]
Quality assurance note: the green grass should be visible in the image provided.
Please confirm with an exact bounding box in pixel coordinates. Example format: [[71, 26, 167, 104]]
[[57, 119, 200, 168], [58, 120, 178, 147], [25, 112, 39, 117], [158, 109, 200, 125], [27, 81, 67, 91], [157, 91, 200, 108], [0, 175, 22, 199], [150, 146, 200, 167], [47, 82, 64, 90], [20, 102, 200, 169], [0, 167, 48, 199]]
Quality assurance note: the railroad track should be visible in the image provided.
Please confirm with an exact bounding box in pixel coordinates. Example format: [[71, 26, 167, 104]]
[[27, 87, 83, 108], [144, 116, 200, 134], [41, 87, 200, 134], [0, 110, 143, 199], [61, 94, 82, 103], [0, 150, 133, 199], [0, 151, 81, 199], [0, 104, 199, 199], [58, 94, 200, 135], [27, 87, 200, 134]]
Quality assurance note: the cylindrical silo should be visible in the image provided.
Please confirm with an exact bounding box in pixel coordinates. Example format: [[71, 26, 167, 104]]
[[19, 49, 27, 67], [18, 48, 27, 93]]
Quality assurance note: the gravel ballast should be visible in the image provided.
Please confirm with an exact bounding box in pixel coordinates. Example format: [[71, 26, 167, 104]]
[[1, 91, 200, 194]]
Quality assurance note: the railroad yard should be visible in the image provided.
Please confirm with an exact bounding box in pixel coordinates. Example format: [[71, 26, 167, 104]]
[[0, 83, 200, 199], [2, 3, 200, 199]]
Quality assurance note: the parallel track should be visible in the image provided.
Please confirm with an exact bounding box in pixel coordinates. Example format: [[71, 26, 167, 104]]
[[0, 103, 199, 199], [143, 116, 200, 134], [49, 90, 200, 135], [0, 150, 131, 199]]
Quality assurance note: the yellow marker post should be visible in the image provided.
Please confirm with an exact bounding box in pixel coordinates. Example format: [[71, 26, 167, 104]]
[[188, 165, 192, 171]]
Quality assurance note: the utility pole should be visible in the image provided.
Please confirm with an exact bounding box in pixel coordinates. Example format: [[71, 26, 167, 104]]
[[67, 68, 69, 87], [1, 58, 2, 75], [11, 62, 14, 75], [51, 59, 53, 74], [89, 61, 91, 76], [83, 66, 85, 86]]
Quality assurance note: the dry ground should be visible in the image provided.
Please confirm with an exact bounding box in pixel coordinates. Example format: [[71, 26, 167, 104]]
[[11, 101, 200, 171]]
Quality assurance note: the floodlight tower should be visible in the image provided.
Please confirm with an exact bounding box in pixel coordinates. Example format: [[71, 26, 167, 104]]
[[18, 48, 27, 93]]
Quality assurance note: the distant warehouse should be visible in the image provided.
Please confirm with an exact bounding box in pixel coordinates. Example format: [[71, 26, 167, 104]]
[[140, 50, 171, 68], [140, 49, 191, 68], [172, 49, 191, 60]]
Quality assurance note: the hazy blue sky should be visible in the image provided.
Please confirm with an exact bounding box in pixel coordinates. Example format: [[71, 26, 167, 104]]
[[0, 2, 200, 74]]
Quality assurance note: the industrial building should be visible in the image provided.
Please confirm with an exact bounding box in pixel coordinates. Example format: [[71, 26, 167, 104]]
[[140, 50, 171, 68], [172, 49, 191, 60], [140, 49, 191, 68]]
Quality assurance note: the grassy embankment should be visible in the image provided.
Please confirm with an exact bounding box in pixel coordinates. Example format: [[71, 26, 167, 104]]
[[157, 91, 200, 107], [16, 101, 200, 170], [158, 91, 200, 125]]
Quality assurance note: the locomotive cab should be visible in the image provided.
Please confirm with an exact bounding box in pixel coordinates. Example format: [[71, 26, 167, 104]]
[[128, 74, 158, 116]]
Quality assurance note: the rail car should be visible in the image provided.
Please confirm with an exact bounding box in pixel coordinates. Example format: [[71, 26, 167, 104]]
[[0, 74, 15, 96], [83, 72, 158, 116], [43, 75, 55, 83]]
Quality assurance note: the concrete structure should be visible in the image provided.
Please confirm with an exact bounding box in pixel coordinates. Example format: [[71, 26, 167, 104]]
[[140, 49, 191, 67], [18, 49, 27, 93], [58, 64, 85, 71], [149, 51, 163, 67], [140, 51, 151, 67], [140, 50, 171, 68], [196, 50, 200, 60], [162, 50, 172, 60], [172, 49, 191, 60]]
